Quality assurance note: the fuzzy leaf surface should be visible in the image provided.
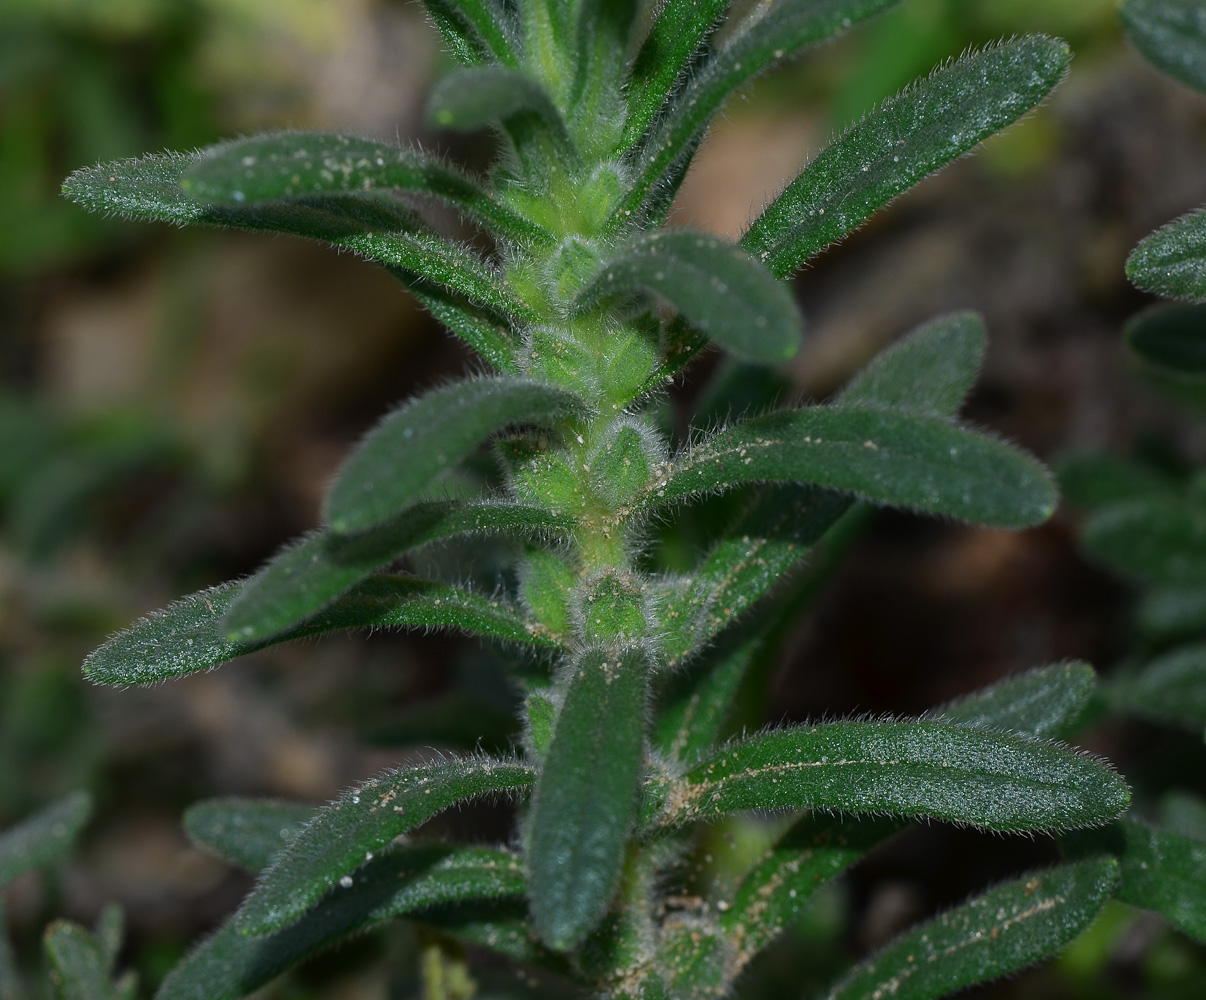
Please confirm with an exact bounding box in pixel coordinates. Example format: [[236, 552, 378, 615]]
[[743, 37, 1070, 277], [1065, 819, 1206, 941], [726, 656, 1097, 964], [575, 231, 802, 363], [822, 859, 1118, 1000], [184, 799, 314, 873], [85, 575, 550, 685], [615, 0, 902, 228], [324, 378, 587, 534], [44, 923, 117, 1000], [0, 792, 90, 888], [157, 846, 525, 1000], [238, 757, 534, 934], [1083, 499, 1206, 585], [924, 662, 1097, 740], [650, 721, 1128, 832], [528, 646, 650, 950], [723, 816, 906, 971], [1120, 0, 1206, 93], [224, 499, 566, 642], [1127, 207, 1206, 302], [641, 406, 1055, 529], [62, 153, 533, 326], [1121, 642, 1206, 730], [1125, 302, 1206, 376], [622, 0, 729, 147], [422, 0, 517, 67], [838, 311, 986, 415], [180, 132, 545, 244]]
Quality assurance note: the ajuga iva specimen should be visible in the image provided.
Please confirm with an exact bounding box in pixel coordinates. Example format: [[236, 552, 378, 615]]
[[64, 3, 1136, 998]]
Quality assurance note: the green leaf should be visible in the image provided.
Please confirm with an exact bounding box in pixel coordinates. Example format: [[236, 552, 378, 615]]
[[614, 0, 902, 230], [658, 486, 855, 666], [654, 630, 764, 764], [237, 756, 534, 935], [821, 859, 1118, 1000], [621, 0, 729, 149], [723, 816, 906, 974], [62, 152, 536, 328], [184, 799, 314, 873], [837, 311, 986, 415], [44, 923, 117, 1000], [158, 846, 526, 1000], [528, 645, 651, 950], [924, 662, 1097, 740], [1125, 302, 1206, 377], [224, 499, 567, 643], [1119, 0, 1206, 93], [649, 721, 1129, 832], [742, 37, 1070, 277], [570, 0, 639, 159], [422, 1, 518, 67], [1118, 641, 1206, 730], [1065, 819, 1206, 941], [574, 231, 803, 364], [0, 792, 90, 889], [1083, 498, 1206, 585], [405, 282, 522, 374], [91, 907, 122, 976], [324, 377, 588, 534], [85, 575, 552, 686], [420, 900, 577, 979], [640, 405, 1056, 529], [180, 132, 546, 245], [426, 66, 576, 167], [1128, 207, 1206, 302]]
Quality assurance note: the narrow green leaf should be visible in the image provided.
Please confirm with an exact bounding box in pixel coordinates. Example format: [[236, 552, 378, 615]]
[[528, 645, 651, 950], [224, 498, 567, 643], [924, 662, 1097, 740], [44, 924, 117, 1000], [649, 721, 1129, 832], [0, 792, 90, 889], [570, 0, 639, 159], [422, 0, 518, 67], [743, 37, 1070, 277], [85, 574, 553, 686], [180, 132, 547, 245], [621, 0, 730, 148], [574, 231, 802, 364], [405, 281, 522, 374], [420, 900, 577, 979], [1128, 207, 1206, 302], [723, 816, 905, 974], [654, 631, 763, 764], [426, 66, 577, 166], [184, 799, 314, 873], [1083, 498, 1206, 585], [0, 900, 23, 1000], [837, 311, 986, 415], [62, 152, 536, 326], [658, 486, 855, 666], [158, 846, 526, 1000], [91, 907, 122, 977], [1120, 0, 1206, 93], [614, 0, 902, 230], [1125, 302, 1206, 377], [640, 405, 1056, 529], [238, 756, 534, 935], [1065, 819, 1206, 941], [822, 858, 1118, 1000], [1119, 642, 1206, 730], [324, 377, 587, 534]]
